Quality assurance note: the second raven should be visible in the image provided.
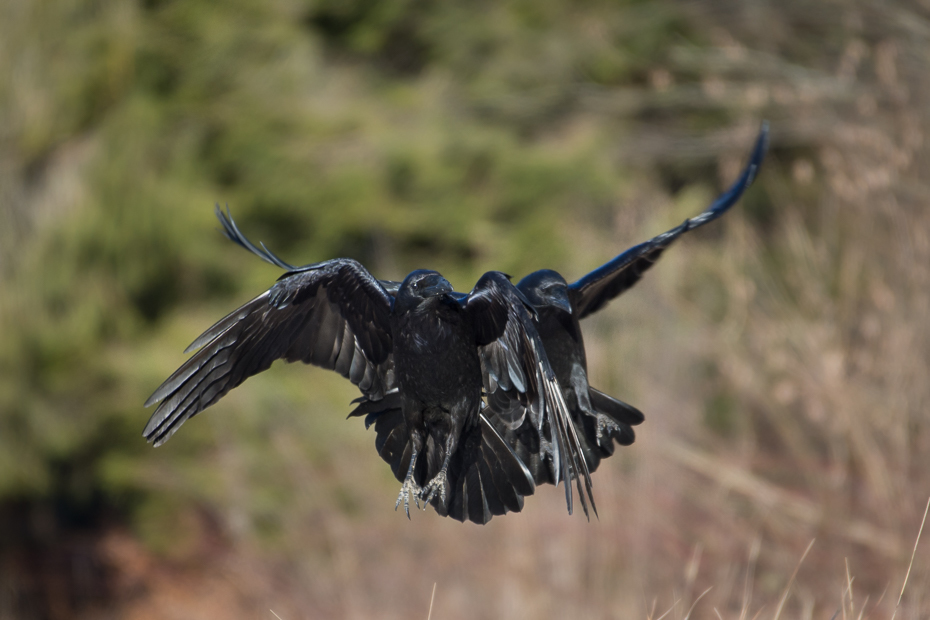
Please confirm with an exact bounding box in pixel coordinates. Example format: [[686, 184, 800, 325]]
[[486, 123, 769, 486]]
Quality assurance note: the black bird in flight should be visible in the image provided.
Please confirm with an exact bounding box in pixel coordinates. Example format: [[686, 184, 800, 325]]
[[486, 123, 769, 486], [210, 212, 599, 519], [143, 221, 589, 524]]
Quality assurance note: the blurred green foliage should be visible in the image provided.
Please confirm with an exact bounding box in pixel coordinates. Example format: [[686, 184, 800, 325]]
[[0, 0, 746, 552]]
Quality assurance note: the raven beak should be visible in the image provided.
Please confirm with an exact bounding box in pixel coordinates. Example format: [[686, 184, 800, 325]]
[[552, 295, 573, 314], [423, 276, 454, 297]]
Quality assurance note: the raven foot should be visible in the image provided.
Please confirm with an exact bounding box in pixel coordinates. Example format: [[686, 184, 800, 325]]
[[589, 412, 623, 445], [395, 477, 422, 518], [419, 470, 448, 506]]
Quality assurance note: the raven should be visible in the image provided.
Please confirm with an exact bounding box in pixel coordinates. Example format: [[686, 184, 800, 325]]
[[487, 122, 770, 484], [143, 229, 588, 523], [210, 208, 597, 519]]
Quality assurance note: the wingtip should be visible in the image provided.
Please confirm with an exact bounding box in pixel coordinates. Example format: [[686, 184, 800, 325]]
[[737, 121, 771, 192], [213, 204, 299, 272], [686, 120, 771, 229], [143, 393, 160, 408], [142, 424, 167, 446], [747, 120, 771, 181]]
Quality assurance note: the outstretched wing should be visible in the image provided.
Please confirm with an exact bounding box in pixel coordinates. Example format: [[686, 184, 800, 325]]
[[464, 271, 596, 518], [143, 258, 394, 446], [570, 122, 769, 319]]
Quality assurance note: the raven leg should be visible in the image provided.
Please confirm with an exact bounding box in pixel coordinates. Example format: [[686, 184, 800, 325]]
[[579, 397, 625, 445], [571, 365, 623, 446], [420, 433, 456, 506], [395, 443, 421, 518]]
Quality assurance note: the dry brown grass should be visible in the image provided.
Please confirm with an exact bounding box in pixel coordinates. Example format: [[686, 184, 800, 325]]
[[79, 2, 930, 617]]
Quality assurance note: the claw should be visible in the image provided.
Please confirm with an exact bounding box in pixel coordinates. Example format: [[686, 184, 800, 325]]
[[590, 412, 623, 445], [420, 470, 449, 506], [395, 477, 422, 518], [395, 445, 421, 518]]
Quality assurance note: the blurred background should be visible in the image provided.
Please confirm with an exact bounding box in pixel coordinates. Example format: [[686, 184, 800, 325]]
[[2, 0, 929, 618]]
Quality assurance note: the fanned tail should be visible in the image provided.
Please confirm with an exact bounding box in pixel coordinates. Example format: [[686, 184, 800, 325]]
[[349, 397, 535, 524]]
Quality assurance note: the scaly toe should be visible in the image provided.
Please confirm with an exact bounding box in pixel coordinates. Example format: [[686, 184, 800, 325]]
[[420, 472, 448, 505], [594, 414, 623, 445], [395, 478, 421, 519]]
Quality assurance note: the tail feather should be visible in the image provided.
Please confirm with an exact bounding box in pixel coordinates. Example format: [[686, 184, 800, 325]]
[[497, 420, 556, 486], [464, 463, 491, 524], [481, 445, 525, 513], [353, 398, 535, 524], [479, 414, 536, 496], [444, 469, 467, 521], [476, 455, 508, 516], [486, 385, 645, 495], [588, 387, 644, 426]]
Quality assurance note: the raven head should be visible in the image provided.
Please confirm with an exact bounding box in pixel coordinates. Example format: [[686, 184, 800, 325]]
[[395, 270, 454, 311], [516, 269, 572, 315]]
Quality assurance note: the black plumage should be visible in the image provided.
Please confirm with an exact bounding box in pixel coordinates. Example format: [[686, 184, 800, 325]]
[[350, 271, 595, 519], [152, 122, 767, 522], [143, 217, 589, 524], [215, 207, 596, 519], [385, 269, 584, 522], [143, 257, 396, 446], [486, 122, 769, 484]]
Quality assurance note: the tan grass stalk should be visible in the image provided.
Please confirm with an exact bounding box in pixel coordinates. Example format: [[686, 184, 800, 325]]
[[739, 535, 762, 620], [654, 598, 681, 620], [855, 594, 869, 620], [844, 557, 855, 619], [772, 538, 815, 620], [427, 582, 437, 620], [683, 587, 712, 620], [891, 494, 930, 620]]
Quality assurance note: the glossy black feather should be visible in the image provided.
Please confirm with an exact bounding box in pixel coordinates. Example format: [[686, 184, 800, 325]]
[[348, 397, 534, 523], [170, 211, 548, 524], [385, 270, 574, 523], [346, 271, 585, 521], [143, 258, 395, 446], [486, 123, 768, 496], [215, 204, 299, 271], [467, 272, 596, 518]]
